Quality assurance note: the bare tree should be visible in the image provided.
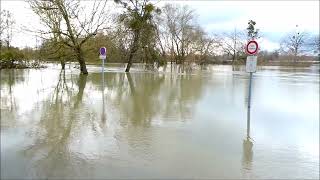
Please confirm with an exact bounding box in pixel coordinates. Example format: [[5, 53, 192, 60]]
[[0, 10, 15, 49], [153, 14, 167, 59], [217, 28, 246, 63], [280, 30, 308, 62], [154, 4, 221, 65], [28, 0, 108, 74], [306, 34, 320, 56], [189, 26, 218, 64], [160, 4, 197, 64]]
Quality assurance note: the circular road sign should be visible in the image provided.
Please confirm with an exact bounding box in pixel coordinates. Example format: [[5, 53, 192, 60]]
[[246, 40, 258, 55], [100, 47, 106, 56]]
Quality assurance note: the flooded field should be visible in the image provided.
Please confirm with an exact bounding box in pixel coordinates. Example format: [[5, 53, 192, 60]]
[[1, 64, 319, 179]]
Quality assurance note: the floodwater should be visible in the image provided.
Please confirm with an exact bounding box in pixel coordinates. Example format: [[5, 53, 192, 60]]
[[1, 64, 319, 179]]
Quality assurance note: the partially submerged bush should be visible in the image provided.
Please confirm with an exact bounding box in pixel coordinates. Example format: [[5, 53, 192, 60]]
[[0, 47, 44, 69]]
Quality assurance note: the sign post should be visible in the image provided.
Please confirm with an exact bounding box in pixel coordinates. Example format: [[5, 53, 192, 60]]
[[99, 47, 107, 73], [99, 47, 107, 122], [245, 40, 258, 139]]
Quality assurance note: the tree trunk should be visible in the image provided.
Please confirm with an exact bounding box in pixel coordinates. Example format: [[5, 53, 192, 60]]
[[125, 31, 140, 72], [232, 50, 236, 64], [125, 50, 134, 72], [75, 47, 88, 74], [294, 49, 298, 63], [74, 74, 87, 107], [61, 60, 65, 70], [10, 59, 14, 68], [6, 40, 10, 50], [126, 72, 135, 94]]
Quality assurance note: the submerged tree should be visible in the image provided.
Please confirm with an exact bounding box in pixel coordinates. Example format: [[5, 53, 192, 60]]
[[160, 4, 198, 64], [39, 37, 74, 69], [115, 0, 160, 72], [28, 0, 109, 74], [154, 4, 219, 66], [280, 25, 308, 62], [218, 28, 246, 64], [189, 26, 217, 64]]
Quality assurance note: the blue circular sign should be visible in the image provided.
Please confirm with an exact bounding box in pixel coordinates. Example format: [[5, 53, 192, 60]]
[[100, 47, 106, 56]]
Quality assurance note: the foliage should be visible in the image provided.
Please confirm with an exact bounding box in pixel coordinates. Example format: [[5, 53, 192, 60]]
[[1, 47, 25, 62], [247, 20, 259, 40], [0, 47, 26, 69], [115, 0, 160, 72], [39, 38, 75, 62], [82, 32, 127, 63]]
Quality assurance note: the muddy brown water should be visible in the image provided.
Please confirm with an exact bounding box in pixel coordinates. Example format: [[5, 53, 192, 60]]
[[1, 64, 319, 179]]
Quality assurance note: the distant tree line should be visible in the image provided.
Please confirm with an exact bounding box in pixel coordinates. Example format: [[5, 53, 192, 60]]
[[1, 0, 319, 73]]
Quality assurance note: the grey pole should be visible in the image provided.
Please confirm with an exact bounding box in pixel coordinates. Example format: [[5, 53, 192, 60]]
[[102, 58, 105, 91], [247, 72, 253, 139], [101, 58, 105, 122]]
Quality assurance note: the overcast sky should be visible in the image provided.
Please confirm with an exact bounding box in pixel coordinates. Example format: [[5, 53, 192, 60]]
[[1, 0, 319, 51]]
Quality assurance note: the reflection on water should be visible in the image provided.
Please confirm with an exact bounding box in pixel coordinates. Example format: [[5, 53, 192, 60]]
[[242, 138, 254, 179], [1, 64, 319, 179], [243, 81, 254, 177], [101, 68, 106, 123]]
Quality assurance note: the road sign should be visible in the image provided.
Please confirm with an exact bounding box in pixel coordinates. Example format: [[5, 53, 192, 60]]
[[246, 56, 257, 73], [246, 40, 258, 55], [99, 47, 106, 59]]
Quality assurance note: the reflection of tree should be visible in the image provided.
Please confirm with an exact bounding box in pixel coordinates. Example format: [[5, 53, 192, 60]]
[[126, 73, 135, 94], [161, 73, 204, 120], [124, 72, 165, 126], [101, 72, 106, 124], [23, 71, 88, 177], [89, 71, 205, 126], [84, 71, 206, 160], [242, 97, 254, 177], [19, 70, 207, 175], [0, 70, 26, 125], [1, 70, 25, 109]]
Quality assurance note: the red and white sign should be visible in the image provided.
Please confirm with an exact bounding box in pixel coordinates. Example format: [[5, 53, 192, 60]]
[[246, 40, 258, 55]]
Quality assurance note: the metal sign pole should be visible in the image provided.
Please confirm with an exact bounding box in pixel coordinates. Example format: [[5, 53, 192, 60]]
[[102, 56, 105, 91], [248, 72, 253, 109], [102, 58, 105, 121], [102, 58, 105, 90], [99, 47, 107, 91], [247, 71, 253, 139], [102, 58, 104, 74], [99, 47, 107, 122], [245, 40, 258, 140]]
